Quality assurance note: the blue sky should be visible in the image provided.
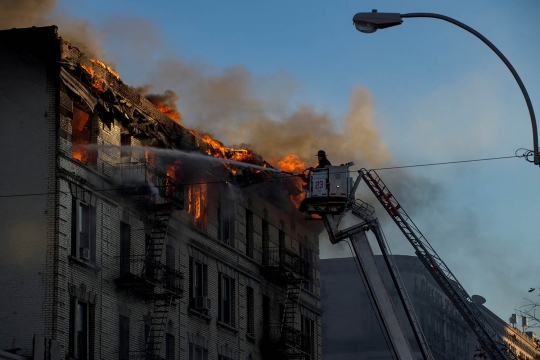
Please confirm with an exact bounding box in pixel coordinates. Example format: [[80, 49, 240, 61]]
[[48, 0, 540, 325]]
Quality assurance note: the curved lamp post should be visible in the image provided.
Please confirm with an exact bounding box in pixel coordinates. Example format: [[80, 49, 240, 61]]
[[353, 10, 539, 166]]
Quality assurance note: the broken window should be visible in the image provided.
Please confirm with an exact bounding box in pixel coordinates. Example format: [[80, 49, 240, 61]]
[[72, 106, 96, 166], [188, 184, 208, 231]]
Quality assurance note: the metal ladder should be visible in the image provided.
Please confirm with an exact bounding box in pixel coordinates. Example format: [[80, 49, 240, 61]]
[[360, 168, 515, 360]]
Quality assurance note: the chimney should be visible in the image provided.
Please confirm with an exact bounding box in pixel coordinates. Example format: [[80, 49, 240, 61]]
[[526, 331, 537, 341]]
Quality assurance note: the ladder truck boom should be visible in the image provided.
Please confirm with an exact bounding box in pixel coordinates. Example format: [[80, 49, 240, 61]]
[[301, 165, 433, 360], [359, 168, 516, 360]]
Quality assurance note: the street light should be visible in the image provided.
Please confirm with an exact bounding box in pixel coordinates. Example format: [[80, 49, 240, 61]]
[[352, 10, 540, 166]]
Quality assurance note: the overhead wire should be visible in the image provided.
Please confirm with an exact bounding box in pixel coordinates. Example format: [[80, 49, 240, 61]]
[[0, 149, 528, 199]]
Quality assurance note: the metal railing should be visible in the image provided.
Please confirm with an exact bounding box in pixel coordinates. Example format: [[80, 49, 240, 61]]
[[264, 323, 312, 355], [119, 162, 183, 209], [263, 247, 310, 279], [118, 255, 183, 295]]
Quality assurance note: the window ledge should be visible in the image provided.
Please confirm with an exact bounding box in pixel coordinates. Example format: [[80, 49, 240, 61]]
[[246, 333, 256, 343], [68, 255, 100, 275], [217, 320, 238, 334], [188, 307, 212, 323]]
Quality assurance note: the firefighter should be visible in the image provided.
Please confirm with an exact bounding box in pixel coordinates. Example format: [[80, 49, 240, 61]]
[[316, 150, 331, 168]]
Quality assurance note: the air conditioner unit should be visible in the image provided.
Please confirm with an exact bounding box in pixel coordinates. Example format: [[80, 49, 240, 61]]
[[79, 247, 90, 261], [195, 296, 212, 311]]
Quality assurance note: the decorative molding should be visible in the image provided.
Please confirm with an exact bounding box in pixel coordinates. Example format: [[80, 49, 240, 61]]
[[68, 282, 97, 304], [187, 332, 208, 349], [217, 262, 237, 279], [217, 343, 238, 359], [69, 183, 97, 206], [188, 246, 209, 265], [118, 304, 131, 318]]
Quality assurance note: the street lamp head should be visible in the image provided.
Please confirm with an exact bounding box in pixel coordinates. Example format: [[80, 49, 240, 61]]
[[352, 10, 403, 33]]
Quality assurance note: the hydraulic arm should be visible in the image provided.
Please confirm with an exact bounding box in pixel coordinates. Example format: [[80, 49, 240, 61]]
[[359, 168, 516, 360]]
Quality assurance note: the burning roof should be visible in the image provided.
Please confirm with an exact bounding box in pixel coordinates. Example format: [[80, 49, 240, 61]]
[[58, 37, 305, 201]]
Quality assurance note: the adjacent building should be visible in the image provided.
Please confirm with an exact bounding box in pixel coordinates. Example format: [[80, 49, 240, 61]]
[[321, 256, 540, 360], [0, 26, 323, 360]]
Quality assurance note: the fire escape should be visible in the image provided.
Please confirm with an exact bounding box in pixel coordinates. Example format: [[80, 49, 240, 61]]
[[116, 161, 184, 360], [262, 234, 311, 359]]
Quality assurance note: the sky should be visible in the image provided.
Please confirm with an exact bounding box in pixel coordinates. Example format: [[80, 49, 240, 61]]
[[4, 0, 540, 328]]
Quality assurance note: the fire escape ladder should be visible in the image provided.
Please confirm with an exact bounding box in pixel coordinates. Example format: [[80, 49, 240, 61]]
[[359, 169, 516, 360], [145, 205, 173, 264], [146, 296, 173, 358], [279, 277, 307, 356]]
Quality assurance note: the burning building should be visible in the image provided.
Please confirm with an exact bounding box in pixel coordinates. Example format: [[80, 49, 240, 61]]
[[0, 26, 323, 360]]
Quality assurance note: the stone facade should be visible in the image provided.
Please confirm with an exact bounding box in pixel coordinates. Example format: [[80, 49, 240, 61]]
[[0, 26, 322, 360]]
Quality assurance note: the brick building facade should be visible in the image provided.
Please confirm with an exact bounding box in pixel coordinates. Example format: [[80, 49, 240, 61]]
[[0, 26, 323, 360]]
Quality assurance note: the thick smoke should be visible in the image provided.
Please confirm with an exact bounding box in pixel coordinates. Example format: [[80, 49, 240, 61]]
[[135, 86, 182, 123], [0, 0, 105, 59]]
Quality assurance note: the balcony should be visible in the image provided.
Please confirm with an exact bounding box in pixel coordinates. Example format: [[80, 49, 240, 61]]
[[263, 247, 310, 284], [116, 255, 183, 299], [119, 162, 184, 210], [262, 323, 312, 358]]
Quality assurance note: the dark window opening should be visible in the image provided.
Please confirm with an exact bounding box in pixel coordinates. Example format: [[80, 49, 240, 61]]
[[218, 200, 233, 246], [165, 333, 175, 360], [246, 210, 254, 258], [119, 315, 129, 360], [120, 134, 131, 160], [247, 287, 255, 335], [189, 343, 208, 360], [189, 259, 208, 310], [120, 222, 131, 275], [71, 198, 96, 264], [70, 298, 93, 360], [219, 274, 235, 327]]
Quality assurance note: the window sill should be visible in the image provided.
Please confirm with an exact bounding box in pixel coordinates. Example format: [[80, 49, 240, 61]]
[[188, 307, 212, 323], [68, 255, 100, 275], [217, 320, 238, 334], [246, 333, 256, 343]]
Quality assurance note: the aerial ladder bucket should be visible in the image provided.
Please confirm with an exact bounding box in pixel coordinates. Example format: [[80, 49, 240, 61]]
[[300, 163, 431, 360]]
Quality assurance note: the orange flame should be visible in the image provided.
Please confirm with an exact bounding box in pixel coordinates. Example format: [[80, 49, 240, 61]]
[[153, 101, 181, 122], [188, 184, 208, 230], [90, 58, 120, 79]]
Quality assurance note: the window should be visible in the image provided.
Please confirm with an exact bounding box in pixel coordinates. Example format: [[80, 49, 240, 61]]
[[120, 222, 131, 275], [246, 210, 254, 258], [218, 274, 235, 327], [120, 134, 131, 160], [263, 295, 270, 339], [246, 287, 255, 336], [188, 184, 208, 231], [301, 315, 315, 357], [189, 343, 208, 360], [189, 258, 208, 309], [72, 106, 96, 166], [299, 242, 311, 291], [72, 198, 96, 263], [262, 220, 269, 264], [165, 333, 175, 360], [119, 315, 129, 360], [218, 200, 233, 246], [70, 299, 91, 359]]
